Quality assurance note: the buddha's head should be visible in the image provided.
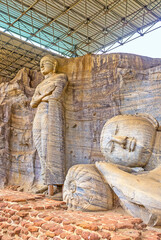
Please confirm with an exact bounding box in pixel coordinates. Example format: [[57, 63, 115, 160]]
[[100, 114, 158, 167], [40, 55, 58, 76]]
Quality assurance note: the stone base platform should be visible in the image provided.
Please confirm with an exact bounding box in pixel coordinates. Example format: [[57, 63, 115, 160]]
[[0, 190, 161, 240]]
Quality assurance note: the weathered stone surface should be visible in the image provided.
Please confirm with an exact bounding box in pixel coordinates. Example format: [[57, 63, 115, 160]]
[[59, 54, 161, 171], [95, 162, 161, 226], [1, 53, 161, 188], [63, 164, 113, 211], [0, 68, 43, 190]]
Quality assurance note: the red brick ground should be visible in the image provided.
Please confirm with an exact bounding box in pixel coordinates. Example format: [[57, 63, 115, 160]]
[[0, 190, 161, 240]]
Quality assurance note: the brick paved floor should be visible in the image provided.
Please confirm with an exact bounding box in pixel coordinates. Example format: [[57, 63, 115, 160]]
[[0, 190, 161, 240]]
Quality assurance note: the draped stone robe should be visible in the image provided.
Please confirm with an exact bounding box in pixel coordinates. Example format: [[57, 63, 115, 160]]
[[30, 73, 68, 185]]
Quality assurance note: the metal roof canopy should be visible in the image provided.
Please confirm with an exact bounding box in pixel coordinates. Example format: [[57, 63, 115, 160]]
[[0, 31, 61, 78], [0, 0, 161, 78]]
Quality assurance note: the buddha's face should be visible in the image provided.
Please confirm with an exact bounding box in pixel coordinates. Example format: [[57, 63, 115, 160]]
[[40, 57, 55, 75], [100, 115, 157, 167]]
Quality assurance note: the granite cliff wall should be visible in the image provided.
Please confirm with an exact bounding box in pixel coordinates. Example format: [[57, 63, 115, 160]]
[[1, 53, 161, 190]]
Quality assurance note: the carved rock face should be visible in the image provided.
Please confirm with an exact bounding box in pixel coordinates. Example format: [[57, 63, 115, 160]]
[[100, 114, 158, 167], [63, 164, 113, 211], [95, 162, 161, 226]]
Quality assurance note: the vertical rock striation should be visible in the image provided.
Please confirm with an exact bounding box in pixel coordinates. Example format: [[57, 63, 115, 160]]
[[0, 68, 43, 189], [1, 53, 161, 189]]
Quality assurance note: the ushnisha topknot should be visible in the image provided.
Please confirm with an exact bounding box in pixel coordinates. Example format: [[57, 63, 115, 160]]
[[40, 55, 58, 72]]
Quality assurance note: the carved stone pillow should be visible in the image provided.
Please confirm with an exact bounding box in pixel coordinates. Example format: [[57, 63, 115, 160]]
[[63, 164, 113, 211]]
